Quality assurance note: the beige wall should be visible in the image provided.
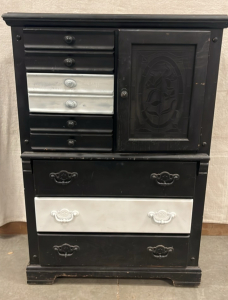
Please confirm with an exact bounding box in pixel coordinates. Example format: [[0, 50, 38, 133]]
[[0, 0, 228, 226]]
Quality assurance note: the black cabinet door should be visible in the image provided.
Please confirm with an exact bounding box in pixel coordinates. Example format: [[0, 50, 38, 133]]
[[117, 30, 210, 152]]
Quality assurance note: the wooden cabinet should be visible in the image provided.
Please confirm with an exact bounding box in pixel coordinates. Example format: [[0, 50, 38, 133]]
[[117, 30, 210, 152], [3, 12, 228, 287]]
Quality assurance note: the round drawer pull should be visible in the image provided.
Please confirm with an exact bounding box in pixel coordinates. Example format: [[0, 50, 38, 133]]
[[67, 120, 77, 128], [120, 88, 128, 98], [64, 35, 75, 44], [68, 139, 76, 147], [65, 100, 77, 109], [64, 79, 77, 88], [148, 210, 176, 224], [64, 58, 75, 67]]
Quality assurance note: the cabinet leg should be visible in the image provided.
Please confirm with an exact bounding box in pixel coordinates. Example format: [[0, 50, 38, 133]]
[[27, 265, 56, 285]]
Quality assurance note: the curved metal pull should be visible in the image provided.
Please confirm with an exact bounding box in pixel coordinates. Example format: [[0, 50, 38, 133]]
[[53, 243, 80, 258], [65, 100, 77, 108], [147, 245, 174, 259], [148, 210, 176, 224], [51, 208, 79, 223], [150, 171, 180, 186], [49, 170, 78, 185]]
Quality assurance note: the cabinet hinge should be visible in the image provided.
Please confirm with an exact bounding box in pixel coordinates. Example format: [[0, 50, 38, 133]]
[[198, 162, 209, 175], [22, 159, 32, 173]]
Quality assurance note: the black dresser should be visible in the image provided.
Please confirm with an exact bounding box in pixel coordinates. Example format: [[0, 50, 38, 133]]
[[3, 13, 228, 286]]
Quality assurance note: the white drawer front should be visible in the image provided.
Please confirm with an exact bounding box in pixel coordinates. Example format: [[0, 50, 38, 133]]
[[35, 197, 193, 234], [28, 94, 114, 114], [27, 73, 114, 95]]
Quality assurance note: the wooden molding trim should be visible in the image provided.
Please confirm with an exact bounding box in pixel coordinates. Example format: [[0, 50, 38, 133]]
[[0, 222, 228, 235]]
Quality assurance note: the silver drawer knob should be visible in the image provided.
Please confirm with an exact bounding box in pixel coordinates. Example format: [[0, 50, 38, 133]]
[[148, 210, 176, 224], [51, 208, 79, 223], [65, 79, 77, 88], [65, 100, 77, 108]]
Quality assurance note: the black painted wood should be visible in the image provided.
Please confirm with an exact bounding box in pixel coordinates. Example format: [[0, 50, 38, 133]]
[[33, 160, 196, 197], [3, 13, 228, 28], [38, 234, 190, 267], [26, 265, 202, 286], [23, 28, 114, 50], [117, 30, 210, 152], [3, 13, 227, 287], [30, 133, 113, 152], [29, 114, 113, 133], [25, 50, 114, 73], [21, 152, 210, 161]]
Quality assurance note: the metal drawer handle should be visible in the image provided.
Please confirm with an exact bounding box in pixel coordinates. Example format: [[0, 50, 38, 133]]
[[53, 243, 80, 258], [67, 120, 77, 128], [120, 88, 128, 98], [64, 58, 75, 67], [150, 171, 180, 186], [51, 208, 79, 223], [68, 139, 76, 147], [148, 210, 176, 224], [65, 79, 77, 88], [49, 170, 78, 185], [65, 100, 77, 108], [64, 35, 75, 44], [147, 245, 174, 259]]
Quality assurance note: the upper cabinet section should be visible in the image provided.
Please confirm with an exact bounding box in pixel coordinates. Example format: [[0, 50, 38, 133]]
[[117, 30, 211, 152]]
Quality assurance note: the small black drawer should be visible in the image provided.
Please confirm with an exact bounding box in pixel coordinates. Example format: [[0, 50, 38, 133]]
[[38, 234, 189, 267], [30, 133, 112, 151], [23, 28, 114, 50], [25, 50, 114, 73], [29, 114, 113, 133], [33, 160, 196, 196]]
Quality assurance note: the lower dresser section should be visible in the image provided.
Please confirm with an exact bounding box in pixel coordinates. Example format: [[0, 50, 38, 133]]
[[38, 234, 190, 267]]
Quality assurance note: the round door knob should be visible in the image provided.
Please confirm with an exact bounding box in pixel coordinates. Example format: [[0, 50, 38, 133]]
[[120, 88, 128, 98], [67, 120, 77, 128], [64, 58, 75, 67], [68, 139, 76, 147], [65, 100, 77, 109], [64, 35, 75, 44]]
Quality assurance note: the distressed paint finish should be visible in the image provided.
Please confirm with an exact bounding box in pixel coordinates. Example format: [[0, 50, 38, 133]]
[[35, 197, 193, 233]]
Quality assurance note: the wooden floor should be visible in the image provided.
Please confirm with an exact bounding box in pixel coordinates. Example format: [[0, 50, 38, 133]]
[[0, 222, 228, 235]]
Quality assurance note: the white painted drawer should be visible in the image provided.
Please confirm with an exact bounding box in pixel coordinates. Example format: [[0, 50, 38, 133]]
[[28, 93, 114, 114], [35, 197, 193, 234], [27, 73, 114, 95]]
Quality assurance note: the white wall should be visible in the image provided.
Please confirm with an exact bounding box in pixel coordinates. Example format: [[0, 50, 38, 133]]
[[0, 0, 228, 225]]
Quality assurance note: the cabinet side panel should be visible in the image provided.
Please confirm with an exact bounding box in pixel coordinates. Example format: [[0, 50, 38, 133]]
[[11, 27, 30, 152]]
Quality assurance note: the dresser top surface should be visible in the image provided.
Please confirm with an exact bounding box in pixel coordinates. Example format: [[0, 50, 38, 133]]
[[2, 13, 228, 28]]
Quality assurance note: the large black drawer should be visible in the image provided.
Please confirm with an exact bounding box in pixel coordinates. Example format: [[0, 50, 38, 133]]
[[38, 234, 190, 267], [30, 133, 112, 151], [23, 28, 114, 50], [25, 50, 114, 73], [33, 160, 197, 197]]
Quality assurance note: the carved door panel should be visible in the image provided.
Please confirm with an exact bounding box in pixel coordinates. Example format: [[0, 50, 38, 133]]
[[117, 30, 210, 152]]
